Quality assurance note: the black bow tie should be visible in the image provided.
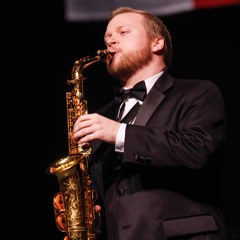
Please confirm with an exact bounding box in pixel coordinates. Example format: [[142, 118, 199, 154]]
[[114, 81, 147, 105]]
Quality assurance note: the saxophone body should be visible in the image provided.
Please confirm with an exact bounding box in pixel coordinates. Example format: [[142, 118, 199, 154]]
[[46, 50, 113, 240]]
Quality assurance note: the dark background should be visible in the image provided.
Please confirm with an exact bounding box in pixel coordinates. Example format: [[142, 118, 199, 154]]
[[4, 1, 239, 239]]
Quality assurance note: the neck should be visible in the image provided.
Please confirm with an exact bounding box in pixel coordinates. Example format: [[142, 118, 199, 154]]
[[122, 58, 165, 88]]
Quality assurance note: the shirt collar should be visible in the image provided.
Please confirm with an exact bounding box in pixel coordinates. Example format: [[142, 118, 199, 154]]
[[123, 71, 164, 93], [144, 71, 164, 94]]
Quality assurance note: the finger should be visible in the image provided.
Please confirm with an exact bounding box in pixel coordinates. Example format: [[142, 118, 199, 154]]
[[72, 125, 94, 140], [95, 205, 101, 212], [74, 115, 84, 127], [73, 118, 93, 134], [73, 114, 98, 132], [74, 114, 91, 129], [76, 113, 98, 123], [78, 132, 98, 144]]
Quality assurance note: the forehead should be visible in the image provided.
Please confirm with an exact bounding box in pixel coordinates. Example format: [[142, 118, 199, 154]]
[[105, 12, 145, 34]]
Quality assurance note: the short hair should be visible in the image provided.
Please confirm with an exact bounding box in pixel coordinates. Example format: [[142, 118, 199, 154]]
[[108, 7, 172, 69]]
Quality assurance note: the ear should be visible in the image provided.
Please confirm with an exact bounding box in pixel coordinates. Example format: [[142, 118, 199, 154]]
[[151, 37, 164, 53]]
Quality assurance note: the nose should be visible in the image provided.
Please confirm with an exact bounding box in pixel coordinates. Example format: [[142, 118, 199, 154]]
[[106, 36, 119, 48]]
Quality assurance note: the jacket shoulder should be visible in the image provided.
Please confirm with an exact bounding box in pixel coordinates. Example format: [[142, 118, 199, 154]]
[[172, 78, 223, 99], [174, 78, 218, 89]]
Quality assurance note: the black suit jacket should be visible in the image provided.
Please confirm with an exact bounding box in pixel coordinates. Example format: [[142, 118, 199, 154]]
[[90, 72, 227, 240]]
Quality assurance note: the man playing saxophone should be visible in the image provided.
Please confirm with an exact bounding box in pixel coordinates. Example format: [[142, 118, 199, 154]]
[[72, 7, 227, 240]]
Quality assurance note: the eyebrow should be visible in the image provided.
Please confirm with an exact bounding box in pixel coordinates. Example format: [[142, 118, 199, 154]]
[[104, 25, 130, 41]]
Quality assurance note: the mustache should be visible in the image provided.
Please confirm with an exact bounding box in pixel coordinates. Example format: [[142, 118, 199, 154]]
[[108, 48, 121, 54]]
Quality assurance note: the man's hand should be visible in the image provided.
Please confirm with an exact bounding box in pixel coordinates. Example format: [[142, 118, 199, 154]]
[[72, 113, 121, 144]]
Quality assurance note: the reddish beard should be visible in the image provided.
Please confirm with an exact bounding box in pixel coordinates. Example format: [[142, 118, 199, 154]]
[[107, 44, 152, 85]]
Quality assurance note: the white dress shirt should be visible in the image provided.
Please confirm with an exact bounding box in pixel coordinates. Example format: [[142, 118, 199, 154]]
[[115, 71, 164, 152]]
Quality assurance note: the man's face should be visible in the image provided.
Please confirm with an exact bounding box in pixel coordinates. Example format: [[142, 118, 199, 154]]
[[104, 12, 152, 83]]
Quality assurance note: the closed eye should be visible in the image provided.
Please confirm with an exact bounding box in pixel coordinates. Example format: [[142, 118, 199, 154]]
[[120, 30, 128, 36]]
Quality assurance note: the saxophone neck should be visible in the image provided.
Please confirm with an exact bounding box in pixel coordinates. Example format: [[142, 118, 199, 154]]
[[70, 56, 100, 82], [68, 50, 113, 85]]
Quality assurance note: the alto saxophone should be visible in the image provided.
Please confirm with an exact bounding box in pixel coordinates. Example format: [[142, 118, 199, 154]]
[[46, 50, 113, 240]]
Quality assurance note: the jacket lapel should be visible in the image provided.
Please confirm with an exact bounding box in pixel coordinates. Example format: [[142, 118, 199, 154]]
[[134, 72, 174, 126]]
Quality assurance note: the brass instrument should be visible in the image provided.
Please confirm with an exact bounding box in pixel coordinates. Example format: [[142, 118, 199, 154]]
[[46, 50, 113, 240]]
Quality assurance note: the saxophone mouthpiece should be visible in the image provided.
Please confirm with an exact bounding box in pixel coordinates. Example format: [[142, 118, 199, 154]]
[[97, 49, 114, 63]]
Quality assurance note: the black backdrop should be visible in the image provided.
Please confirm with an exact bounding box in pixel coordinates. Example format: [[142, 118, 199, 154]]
[[4, 2, 239, 239]]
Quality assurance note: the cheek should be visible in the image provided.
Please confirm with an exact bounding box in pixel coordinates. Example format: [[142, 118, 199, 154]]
[[122, 35, 150, 52]]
